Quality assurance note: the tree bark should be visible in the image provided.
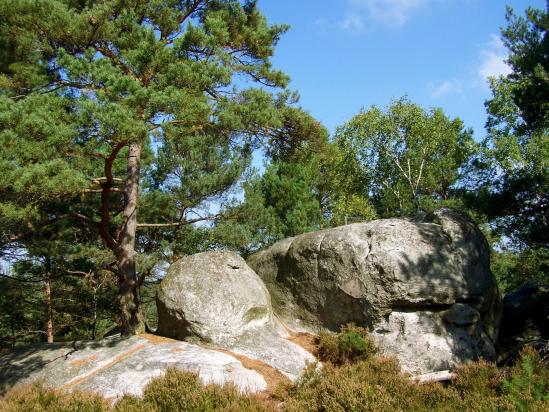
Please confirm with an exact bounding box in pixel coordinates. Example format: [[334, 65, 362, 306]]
[[91, 285, 98, 340], [45, 258, 54, 343], [117, 143, 145, 336]]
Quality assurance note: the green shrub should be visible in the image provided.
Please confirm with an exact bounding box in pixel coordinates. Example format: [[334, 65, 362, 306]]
[[317, 323, 377, 365], [503, 347, 549, 412]]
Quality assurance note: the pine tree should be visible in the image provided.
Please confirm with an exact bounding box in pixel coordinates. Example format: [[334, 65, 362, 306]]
[[0, 0, 296, 335], [470, 4, 549, 290]]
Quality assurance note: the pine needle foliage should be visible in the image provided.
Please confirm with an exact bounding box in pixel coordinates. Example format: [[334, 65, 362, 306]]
[[0, 0, 313, 333]]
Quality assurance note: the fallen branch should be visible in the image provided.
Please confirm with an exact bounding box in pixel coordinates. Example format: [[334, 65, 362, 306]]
[[413, 370, 455, 383]]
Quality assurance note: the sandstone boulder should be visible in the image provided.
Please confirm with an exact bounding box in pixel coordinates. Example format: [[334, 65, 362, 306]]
[[498, 281, 549, 363], [156, 251, 315, 380], [248, 208, 501, 374], [0, 335, 271, 399], [157, 251, 273, 344]]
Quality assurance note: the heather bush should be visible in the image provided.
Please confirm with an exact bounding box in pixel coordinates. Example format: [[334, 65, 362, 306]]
[[451, 361, 515, 411], [317, 323, 377, 365], [115, 369, 275, 412], [1, 349, 547, 412], [281, 353, 548, 412], [283, 356, 460, 412], [0, 381, 109, 412], [452, 359, 503, 398], [0, 371, 275, 412]]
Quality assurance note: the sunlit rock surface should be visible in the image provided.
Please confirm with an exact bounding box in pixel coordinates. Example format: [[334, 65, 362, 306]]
[[156, 251, 315, 380], [0, 334, 269, 399], [248, 208, 501, 374]]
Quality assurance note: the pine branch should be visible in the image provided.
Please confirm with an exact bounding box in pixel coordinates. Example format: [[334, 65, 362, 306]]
[[136, 214, 217, 228]]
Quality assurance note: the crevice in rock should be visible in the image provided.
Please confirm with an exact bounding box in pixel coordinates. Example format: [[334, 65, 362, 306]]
[[316, 231, 328, 282], [389, 304, 455, 313]]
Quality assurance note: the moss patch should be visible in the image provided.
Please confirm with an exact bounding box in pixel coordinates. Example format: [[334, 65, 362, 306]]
[[244, 306, 270, 322]]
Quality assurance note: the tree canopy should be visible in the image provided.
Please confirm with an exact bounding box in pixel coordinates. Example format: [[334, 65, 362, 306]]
[[474, 4, 548, 250], [500, 4, 549, 133], [334, 97, 476, 217], [0, 0, 314, 335], [469, 4, 549, 291]]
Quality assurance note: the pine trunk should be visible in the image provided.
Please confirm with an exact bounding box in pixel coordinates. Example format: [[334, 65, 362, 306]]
[[45, 258, 54, 343], [117, 143, 145, 336], [91, 285, 98, 340]]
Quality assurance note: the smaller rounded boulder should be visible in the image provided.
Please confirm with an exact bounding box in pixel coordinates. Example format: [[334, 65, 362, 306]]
[[156, 251, 273, 344]]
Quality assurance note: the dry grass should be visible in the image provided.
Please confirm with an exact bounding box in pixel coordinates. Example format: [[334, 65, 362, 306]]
[[287, 331, 318, 355], [1, 348, 547, 412], [139, 333, 179, 345], [274, 317, 319, 355]]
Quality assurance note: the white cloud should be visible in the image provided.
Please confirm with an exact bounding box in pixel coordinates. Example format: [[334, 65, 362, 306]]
[[312, 18, 331, 33], [428, 80, 463, 99], [348, 0, 428, 27], [478, 34, 511, 81], [341, 14, 366, 33], [424, 33, 512, 100]]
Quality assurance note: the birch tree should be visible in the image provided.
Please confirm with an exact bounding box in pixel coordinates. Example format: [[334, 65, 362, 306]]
[[334, 98, 475, 216]]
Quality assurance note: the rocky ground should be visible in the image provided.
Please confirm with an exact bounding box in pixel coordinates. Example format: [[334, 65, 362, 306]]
[[0, 331, 315, 400]]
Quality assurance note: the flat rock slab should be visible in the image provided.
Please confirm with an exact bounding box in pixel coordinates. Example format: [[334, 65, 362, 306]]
[[0, 334, 289, 399], [225, 321, 316, 381]]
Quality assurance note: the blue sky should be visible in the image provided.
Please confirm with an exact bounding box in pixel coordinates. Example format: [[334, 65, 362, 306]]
[[258, 0, 545, 141]]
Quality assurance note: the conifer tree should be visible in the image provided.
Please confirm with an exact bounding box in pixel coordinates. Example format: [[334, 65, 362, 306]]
[[480, 4, 549, 248], [471, 4, 549, 290], [0, 0, 297, 334]]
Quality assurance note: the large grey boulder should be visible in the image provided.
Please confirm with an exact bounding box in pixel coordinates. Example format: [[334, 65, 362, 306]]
[[0, 335, 269, 399], [156, 251, 315, 380], [497, 281, 549, 364], [248, 208, 501, 374], [157, 251, 273, 344]]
